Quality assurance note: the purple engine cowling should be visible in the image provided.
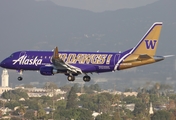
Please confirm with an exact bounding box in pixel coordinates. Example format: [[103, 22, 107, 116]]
[[40, 66, 57, 76]]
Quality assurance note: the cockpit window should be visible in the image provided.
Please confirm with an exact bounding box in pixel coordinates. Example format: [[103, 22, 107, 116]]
[[9, 54, 13, 58]]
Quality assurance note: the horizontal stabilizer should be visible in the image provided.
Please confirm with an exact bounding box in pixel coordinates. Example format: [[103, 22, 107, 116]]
[[137, 54, 151, 60], [163, 55, 175, 58], [123, 54, 152, 63]]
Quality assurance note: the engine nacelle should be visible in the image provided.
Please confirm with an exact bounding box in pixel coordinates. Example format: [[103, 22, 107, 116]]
[[40, 66, 57, 76]]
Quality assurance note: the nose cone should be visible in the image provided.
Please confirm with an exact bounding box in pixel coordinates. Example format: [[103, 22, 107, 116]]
[[0, 61, 3, 67], [0, 60, 6, 68]]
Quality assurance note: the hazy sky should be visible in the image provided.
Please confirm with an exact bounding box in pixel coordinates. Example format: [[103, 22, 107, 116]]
[[50, 0, 158, 12]]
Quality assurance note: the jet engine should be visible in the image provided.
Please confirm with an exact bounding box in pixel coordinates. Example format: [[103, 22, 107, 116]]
[[40, 66, 57, 76]]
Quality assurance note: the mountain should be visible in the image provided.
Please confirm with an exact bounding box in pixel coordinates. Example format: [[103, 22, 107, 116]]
[[0, 0, 176, 89]]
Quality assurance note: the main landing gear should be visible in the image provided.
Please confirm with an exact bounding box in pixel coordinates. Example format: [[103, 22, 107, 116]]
[[83, 75, 91, 82], [66, 74, 91, 82], [67, 75, 75, 81]]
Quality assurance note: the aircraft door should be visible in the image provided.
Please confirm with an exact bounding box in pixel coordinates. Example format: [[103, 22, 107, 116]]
[[114, 54, 120, 65], [19, 51, 27, 58]]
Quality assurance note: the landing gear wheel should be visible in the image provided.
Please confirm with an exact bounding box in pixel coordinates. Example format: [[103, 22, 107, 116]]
[[67, 76, 75, 81], [83, 76, 91, 82], [18, 76, 23, 81]]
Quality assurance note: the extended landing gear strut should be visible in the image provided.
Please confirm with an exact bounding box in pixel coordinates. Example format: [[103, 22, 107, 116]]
[[17, 70, 23, 81]]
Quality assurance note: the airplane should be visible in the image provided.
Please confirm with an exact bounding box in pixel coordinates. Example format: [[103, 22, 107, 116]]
[[0, 22, 172, 82]]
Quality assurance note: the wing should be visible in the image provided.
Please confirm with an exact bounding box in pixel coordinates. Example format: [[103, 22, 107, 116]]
[[51, 47, 82, 74]]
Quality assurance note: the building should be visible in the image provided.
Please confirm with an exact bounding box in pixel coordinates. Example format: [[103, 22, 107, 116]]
[[123, 92, 138, 97], [149, 102, 154, 114], [92, 111, 102, 119], [0, 69, 12, 95], [125, 104, 135, 111], [1, 69, 9, 87], [15, 87, 66, 97], [0, 87, 12, 95]]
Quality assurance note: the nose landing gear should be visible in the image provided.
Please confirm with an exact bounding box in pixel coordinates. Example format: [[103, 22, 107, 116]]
[[18, 76, 23, 81], [17, 70, 23, 81]]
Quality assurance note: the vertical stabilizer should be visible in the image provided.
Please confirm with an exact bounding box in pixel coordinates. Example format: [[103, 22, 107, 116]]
[[131, 22, 162, 55]]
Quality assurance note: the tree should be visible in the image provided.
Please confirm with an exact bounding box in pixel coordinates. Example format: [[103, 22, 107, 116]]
[[10, 117, 21, 120], [97, 93, 113, 113], [79, 94, 99, 112], [43, 82, 58, 90], [58, 108, 93, 120], [17, 105, 26, 116], [22, 99, 39, 110], [167, 99, 176, 110], [77, 108, 93, 120], [23, 84, 33, 88], [123, 95, 139, 104], [121, 109, 134, 120], [151, 110, 171, 120], [56, 100, 66, 110], [59, 84, 72, 92], [124, 88, 132, 92], [0, 110, 3, 118], [133, 102, 146, 116], [149, 94, 159, 103], [89, 84, 101, 92], [5, 101, 20, 109], [37, 109, 46, 119], [83, 85, 94, 93], [95, 113, 112, 120], [112, 111, 121, 120], [137, 93, 150, 104], [1, 89, 28, 101], [24, 110, 36, 120], [170, 112, 175, 120], [0, 100, 5, 107], [66, 85, 78, 109]]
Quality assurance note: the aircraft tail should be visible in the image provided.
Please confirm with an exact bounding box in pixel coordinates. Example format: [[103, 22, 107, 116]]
[[131, 22, 162, 56]]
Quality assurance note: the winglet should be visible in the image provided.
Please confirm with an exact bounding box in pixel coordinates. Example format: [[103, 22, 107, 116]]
[[53, 47, 59, 59]]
